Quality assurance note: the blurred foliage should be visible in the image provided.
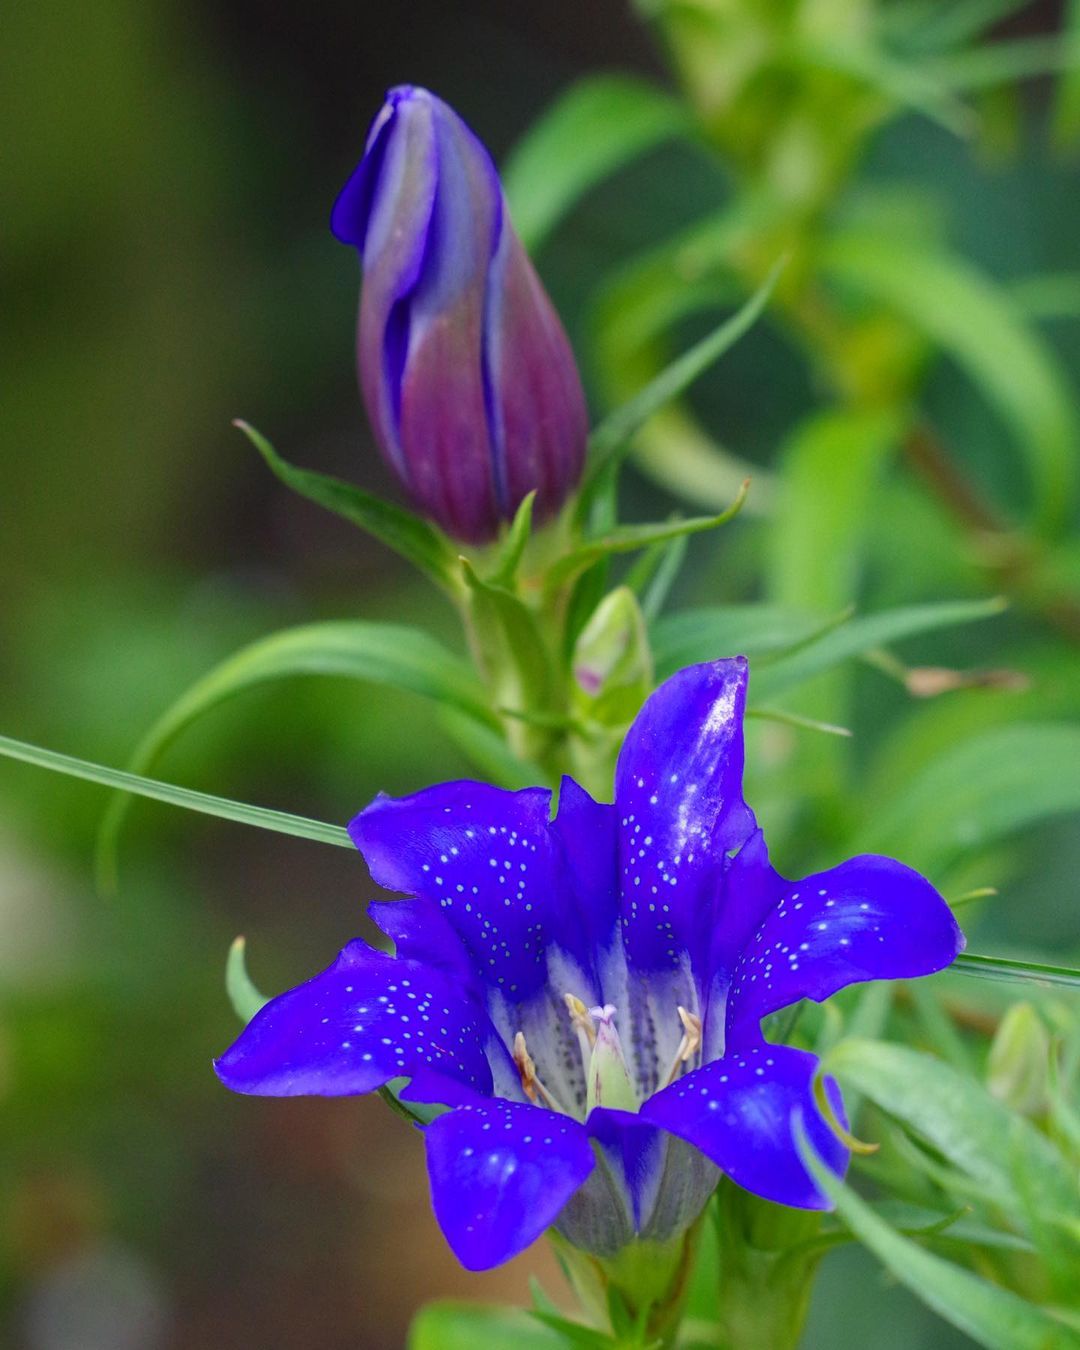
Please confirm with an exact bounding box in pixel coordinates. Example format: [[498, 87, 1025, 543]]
[[2, 0, 1079, 1346]]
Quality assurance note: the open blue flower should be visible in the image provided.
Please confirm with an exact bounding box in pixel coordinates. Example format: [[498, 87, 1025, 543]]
[[216, 659, 963, 1270]]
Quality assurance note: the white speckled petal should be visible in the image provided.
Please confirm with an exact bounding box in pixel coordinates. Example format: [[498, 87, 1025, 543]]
[[614, 659, 756, 972], [642, 1041, 848, 1210], [727, 855, 965, 1033], [214, 939, 494, 1104], [425, 1097, 594, 1269]]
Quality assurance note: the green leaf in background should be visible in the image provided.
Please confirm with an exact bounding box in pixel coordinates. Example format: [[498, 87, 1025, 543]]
[[502, 74, 691, 254], [826, 1039, 1075, 1222], [1055, 0, 1080, 148], [823, 235, 1078, 535], [930, 35, 1080, 93], [226, 936, 269, 1023], [0, 732, 353, 850], [854, 721, 1080, 872], [796, 1120, 1080, 1350], [751, 596, 1005, 702], [409, 1301, 564, 1350], [95, 620, 495, 889], [579, 260, 785, 520], [235, 421, 462, 594], [768, 408, 905, 617]]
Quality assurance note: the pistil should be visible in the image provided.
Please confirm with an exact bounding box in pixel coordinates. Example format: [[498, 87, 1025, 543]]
[[585, 1004, 640, 1115]]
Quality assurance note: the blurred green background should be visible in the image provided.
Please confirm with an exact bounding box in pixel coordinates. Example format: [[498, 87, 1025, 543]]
[[1, 1, 1077, 1346]]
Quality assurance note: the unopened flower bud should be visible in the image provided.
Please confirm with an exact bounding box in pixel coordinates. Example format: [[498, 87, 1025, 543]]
[[987, 1002, 1050, 1116], [332, 85, 588, 544]]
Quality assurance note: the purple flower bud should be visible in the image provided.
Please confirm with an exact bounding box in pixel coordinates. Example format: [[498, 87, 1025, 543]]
[[331, 86, 589, 544]]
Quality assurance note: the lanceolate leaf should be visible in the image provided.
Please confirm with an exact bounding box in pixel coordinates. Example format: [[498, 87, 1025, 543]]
[[502, 74, 691, 254], [236, 421, 461, 594], [0, 733, 353, 850], [579, 261, 784, 516], [797, 1121, 1078, 1350], [95, 620, 495, 888]]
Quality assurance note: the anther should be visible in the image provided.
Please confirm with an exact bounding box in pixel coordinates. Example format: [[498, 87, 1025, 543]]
[[512, 1031, 566, 1114], [661, 1005, 703, 1088], [564, 993, 597, 1073]]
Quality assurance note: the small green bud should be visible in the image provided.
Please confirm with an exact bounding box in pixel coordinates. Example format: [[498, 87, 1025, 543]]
[[586, 1005, 640, 1115], [572, 587, 654, 724], [987, 1002, 1050, 1116]]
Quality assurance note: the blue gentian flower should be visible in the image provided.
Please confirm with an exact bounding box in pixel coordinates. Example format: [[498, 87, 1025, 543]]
[[216, 659, 963, 1270], [331, 86, 589, 544]]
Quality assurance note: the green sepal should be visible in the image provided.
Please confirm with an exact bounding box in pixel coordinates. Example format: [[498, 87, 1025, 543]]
[[550, 483, 749, 598], [235, 420, 462, 595], [460, 558, 557, 763], [487, 490, 537, 589]]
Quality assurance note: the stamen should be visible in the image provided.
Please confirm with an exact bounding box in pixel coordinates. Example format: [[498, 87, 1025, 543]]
[[661, 1005, 703, 1088], [564, 992, 596, 1073], [512, 1031, 567, 1114]]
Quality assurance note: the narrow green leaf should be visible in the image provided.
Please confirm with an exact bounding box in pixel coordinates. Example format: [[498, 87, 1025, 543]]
[[236, 421, 461, 593], [552, 485, 749, 596], [226, 936, 269, 1023], [824, 236, 1078, 534], [797, 1121, 1079, 1350], [953, 953, 1080, 992], [751, 597, 1005, 702], [409, 1302, 565, 1350], [0, 733, 352, 849], [95, 620, 493, 889], [580, 260, 784, 508], [855, 721, 1080, 871], [502, 75, 690, 254]]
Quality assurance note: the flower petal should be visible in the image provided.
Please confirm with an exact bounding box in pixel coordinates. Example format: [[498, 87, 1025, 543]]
[[424, 1098, 594, 1269], [642, 1042, 848, 1210], [614, 659, 756, 972], [728, 855, 964, 1033], [352, 780, 600, 999], [214, 940, 494, 1103]]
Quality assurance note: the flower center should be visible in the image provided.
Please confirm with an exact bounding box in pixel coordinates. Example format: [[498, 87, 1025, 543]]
[[511, 997, 702, 1121]]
